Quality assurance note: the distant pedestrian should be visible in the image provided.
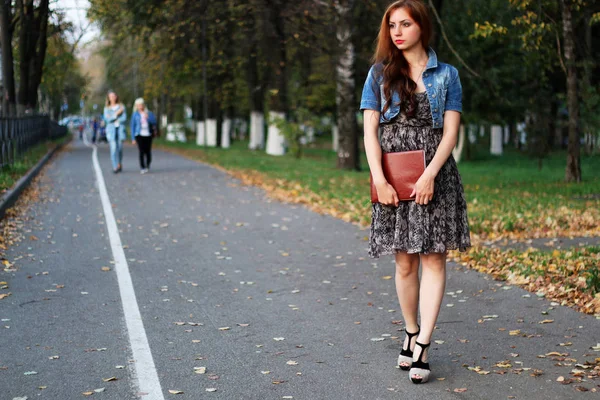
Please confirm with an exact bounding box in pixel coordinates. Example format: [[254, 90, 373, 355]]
[[91, 117, 99, 143], [103, 90, 127, 173], [130, 98, 157, 174], [360, 0, 471, 384]]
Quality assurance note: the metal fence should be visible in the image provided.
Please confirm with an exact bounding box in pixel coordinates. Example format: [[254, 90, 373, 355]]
[[0, 116, 67, 168]]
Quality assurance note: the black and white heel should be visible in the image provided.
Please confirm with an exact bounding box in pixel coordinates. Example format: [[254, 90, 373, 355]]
[[397, 326, 419, 371], [409, 341, 431, 384]]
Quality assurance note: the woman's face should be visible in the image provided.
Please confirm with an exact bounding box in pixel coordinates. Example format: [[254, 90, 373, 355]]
[[108, 92, 118, 104], [388, 7, 422, 52], [136, 103, 145, 112]]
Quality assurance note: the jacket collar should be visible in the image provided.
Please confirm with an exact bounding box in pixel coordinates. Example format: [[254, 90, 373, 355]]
[[425, 47, 438, 70]]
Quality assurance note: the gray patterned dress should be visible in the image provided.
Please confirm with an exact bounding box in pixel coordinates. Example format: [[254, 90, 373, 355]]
[[369, 92, 471, 258]]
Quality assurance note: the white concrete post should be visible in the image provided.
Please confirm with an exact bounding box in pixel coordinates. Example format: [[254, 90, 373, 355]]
[[332, 125, 339, 152], [221, 118, 231, 148], [490, 125, 503, 155], [196, 121, 205, 146], [249, 111, 264, 150], [266, 111, 286, 156], [206, 119, 217, 147]]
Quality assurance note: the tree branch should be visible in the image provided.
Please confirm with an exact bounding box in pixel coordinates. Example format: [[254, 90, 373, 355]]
[[555, 29, 567, 74], [427, 0, 481, 78]]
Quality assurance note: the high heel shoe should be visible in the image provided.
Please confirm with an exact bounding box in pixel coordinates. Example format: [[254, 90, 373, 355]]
[[397, 326, 419, 371], [409, 341, 431, 384]]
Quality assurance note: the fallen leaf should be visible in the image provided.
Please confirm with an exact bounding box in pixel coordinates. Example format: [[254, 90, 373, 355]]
[[194, 367, 206, 374], [218, 327, 230, 331], [102, 377, 117, 382], [286, 360, 298, 366], [205, 388, 217, 392], [168, 390, 184, 394], [382, 276, 392, 280], [82, 391, 94, 396], [538, 319, 554, 324], [101, 267, 111, 272], [0, 293, 11, 299], [453, 388, 468, 393]]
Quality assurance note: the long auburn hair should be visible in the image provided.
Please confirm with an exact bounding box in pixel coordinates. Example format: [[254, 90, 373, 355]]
[[373, 0, 432, 119]]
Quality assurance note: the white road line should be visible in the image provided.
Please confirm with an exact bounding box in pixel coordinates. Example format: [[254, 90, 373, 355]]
[[91, 145, 165, 399]]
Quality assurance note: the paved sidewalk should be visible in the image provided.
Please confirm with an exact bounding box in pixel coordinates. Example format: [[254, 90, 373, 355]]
[[1, 139, 598, 399]]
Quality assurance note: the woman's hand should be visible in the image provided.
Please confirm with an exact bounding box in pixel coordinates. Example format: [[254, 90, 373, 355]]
[[410, 170, 435, 205], [116, 106, 123, 116], [132, 140, 136, 145], [375, 181, 399, 207]]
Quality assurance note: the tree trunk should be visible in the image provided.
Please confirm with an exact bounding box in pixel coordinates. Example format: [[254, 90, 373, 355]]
[[27, 0, 49, 110], [248, 35, 265, 149], [17, 0, 33, 110], [264, 0, 287, 156], [335, 0, 360, 171], [430, 0, 444, 49], [265, 0, 287, 113], [560, 0, 581, 182], [0, 0, 16, 115]]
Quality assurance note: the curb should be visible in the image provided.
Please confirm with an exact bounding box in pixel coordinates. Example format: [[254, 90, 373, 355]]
[[0, 137, 71, 220]]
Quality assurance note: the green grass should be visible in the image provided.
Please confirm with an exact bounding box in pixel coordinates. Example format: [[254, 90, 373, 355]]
[[0, 137, 67, 193], [157, 134, 600, 235]]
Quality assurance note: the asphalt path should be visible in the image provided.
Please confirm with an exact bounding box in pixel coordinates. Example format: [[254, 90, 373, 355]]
[[1, 138, 598, 399]]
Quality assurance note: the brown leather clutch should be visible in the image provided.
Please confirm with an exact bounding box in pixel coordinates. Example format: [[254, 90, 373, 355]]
[[370, 150, 426, 203]]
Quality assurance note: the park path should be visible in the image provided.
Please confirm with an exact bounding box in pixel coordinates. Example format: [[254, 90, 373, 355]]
[[0, 137, 598, 399]]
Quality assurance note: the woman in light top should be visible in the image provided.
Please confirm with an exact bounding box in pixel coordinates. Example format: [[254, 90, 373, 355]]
[[130, 98, 157, 174], [103, 90, 127, 173]]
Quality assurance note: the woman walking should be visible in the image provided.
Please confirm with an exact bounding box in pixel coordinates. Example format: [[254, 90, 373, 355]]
[[130, 98, 157, 174], [103, 90, 127, 173], [360, 0, 471, 384]]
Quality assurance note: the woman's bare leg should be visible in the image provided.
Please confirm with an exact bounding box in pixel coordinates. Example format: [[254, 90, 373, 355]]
[[412, 252, 447, 378], [395, 251, 421, 367]]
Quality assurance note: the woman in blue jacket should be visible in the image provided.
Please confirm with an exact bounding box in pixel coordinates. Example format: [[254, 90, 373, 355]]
[[130, 98, 157, 174], [360, 0, 471, 384], [103, 90, 127, 173]]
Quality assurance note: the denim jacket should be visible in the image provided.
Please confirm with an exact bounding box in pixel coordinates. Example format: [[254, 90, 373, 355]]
[[130, 111, 157, 140], [103, 104, 127, 142], [360, 48, 462, 128]]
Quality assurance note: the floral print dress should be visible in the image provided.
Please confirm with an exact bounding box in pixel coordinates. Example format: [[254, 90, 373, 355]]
[[369, 92, 471, 258]]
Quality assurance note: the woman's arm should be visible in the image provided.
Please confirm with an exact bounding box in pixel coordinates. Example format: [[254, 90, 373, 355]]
[[148, 111, 157, 126], [364, 110, 399, 206], [130, 112, 137, 141], [118, 105, 127, 123], [413, 111, 460, 204], [425, 111, 460, 178]]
